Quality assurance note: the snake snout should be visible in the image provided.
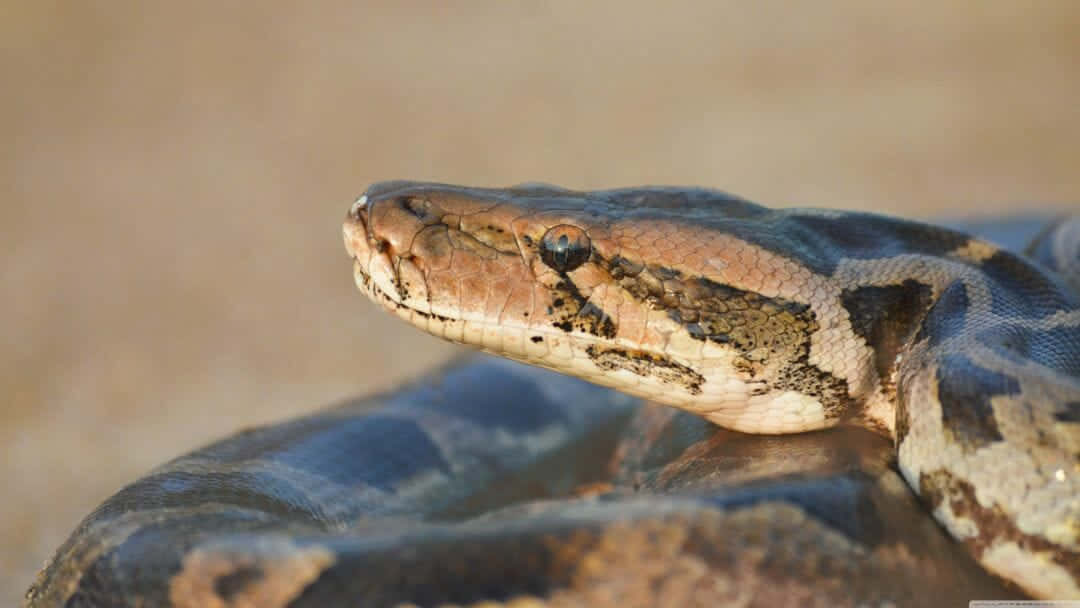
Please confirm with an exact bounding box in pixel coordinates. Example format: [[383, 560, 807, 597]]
[[343, 186, 404, 259], [342, 201, 371, 262]]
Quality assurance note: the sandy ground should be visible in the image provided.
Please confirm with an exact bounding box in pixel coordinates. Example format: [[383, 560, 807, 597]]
[[3, 2, 1078, 602]]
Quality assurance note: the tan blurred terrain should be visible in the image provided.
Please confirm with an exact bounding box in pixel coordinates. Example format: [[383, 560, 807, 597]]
[[2, 2, 1079, 602]]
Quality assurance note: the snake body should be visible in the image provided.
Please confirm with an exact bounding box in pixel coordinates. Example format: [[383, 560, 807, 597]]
[[26, 182, 1080, 605]]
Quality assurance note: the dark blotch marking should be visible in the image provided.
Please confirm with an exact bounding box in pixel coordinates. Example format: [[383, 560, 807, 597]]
[[196, 414, 354, 463], [914, 282, 969, 348], [977, 324, 1080, 378], [652, 266, 681, 280], [290, 525, 578, 606], [706, 473, 885, 547], [777, 214, 971, 275], [685, 323, 706, 341], [1056, 402, 1080, 423], [934, 355, 1012, 451], [601, 186, 769, 219], [530, 336, 543, 343], [271, 416, 452, 491], [578, 302, 617, 338], [607, 254, 644, 279], [773, 339, 855, 419], [978, 249, 1075, 316], [895, 384, 913, 445], [919, 468, 1079, 581], [547, 275, 618, 338], [604, 258, 853, 417], [840, 280, 933, 394], [586, 345, 704, 394], [214, 565, 265, 601]]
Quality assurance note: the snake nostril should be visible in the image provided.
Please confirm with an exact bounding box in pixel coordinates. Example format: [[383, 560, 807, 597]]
[[400, 196, 432, 220]]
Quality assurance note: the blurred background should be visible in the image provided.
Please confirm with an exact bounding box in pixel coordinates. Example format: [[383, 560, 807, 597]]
[[3, 1, 1078, 601]]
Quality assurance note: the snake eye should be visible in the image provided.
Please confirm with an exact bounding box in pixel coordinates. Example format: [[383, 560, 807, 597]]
[[539, 225, 591, 273]]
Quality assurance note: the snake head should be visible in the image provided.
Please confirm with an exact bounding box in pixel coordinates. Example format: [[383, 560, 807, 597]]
[[343, 181, 620, 347], [344, 181, 846, 433]]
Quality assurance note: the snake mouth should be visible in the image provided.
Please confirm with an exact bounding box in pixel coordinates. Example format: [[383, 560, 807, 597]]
[[350, 257, 376, 297], [351, 248, 442, 322], [351, 255, 406, 311]]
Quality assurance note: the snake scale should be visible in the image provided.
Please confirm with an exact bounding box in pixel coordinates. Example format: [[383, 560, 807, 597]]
[[26, 182, 1080, 606]]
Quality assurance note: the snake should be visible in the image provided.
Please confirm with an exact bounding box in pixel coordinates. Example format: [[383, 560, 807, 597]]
[[25, 182, 1080, 606]]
